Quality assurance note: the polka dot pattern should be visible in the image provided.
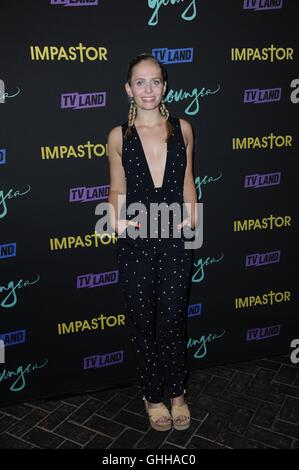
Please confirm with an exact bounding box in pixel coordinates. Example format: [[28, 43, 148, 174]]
[[116, 116, 193, 403]]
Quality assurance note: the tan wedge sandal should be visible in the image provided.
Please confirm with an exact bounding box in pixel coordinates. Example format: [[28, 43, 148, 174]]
[[170, 397, 191, 431], [143, 398, 172, 432]]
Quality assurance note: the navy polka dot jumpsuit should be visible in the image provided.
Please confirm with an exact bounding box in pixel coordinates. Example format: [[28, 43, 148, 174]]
[[116, 116, 193, 403]]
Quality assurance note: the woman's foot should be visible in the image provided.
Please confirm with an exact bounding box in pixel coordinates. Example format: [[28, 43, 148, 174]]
[[143, 398, 172, 432], [170, 393, 191, 430]]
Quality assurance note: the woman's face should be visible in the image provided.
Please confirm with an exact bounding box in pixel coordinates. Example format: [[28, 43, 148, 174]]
[[125, 60, 167, 111]]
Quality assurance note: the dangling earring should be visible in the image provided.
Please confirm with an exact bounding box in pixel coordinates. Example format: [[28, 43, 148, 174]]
[[128, 96, 137, 128], [159, 96, 169, 120]]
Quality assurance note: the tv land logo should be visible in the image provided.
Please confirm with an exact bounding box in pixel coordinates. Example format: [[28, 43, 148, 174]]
[[69, 185, 109, 202], [0, 149, 6, 165], [61, 91, 107, 110], [244, 87, 281, 104], [0, 79, 20, 104], [290, 79, 299, 104], [0, 242, 17, 260], [152, 47, 194, 64], [83, 350, 124, 370], [148, 0, 198, 26], [188, 303, 202, 318], [243, 0, 283, 10], [50, 0, 98, 5], [245, 250, 280, 267], [246, 324, 281, 341], [77, 271, 119, 288], [0, 330, 26, 366], [244, 172, 281, 189]]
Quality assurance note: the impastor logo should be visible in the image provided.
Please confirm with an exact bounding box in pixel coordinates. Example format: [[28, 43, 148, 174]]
[[243, 0, 283, 11], [58, 315, 125, 335], [41, 141, 108, 160], [166, 84, 220, 115], [70, 185, 109, 203], [246, 324, 281, 341], [30, 43, 107, 62], [232, 134, 292, 150], [245, 250, 281, 267], [61, 91, 107, 109], [148, 0, 198, 26], [0, 186, 31, 219], [235, 290, 291, 309], [77, 271, 119, 288], [49, 231, 117, 251], [51, 0, 98, 6], [187, 330, 226, 359], [233, 214, 291, 232], [0, 242, 16, 260], [244, 172, 281, 188], [83, 350, 124, 369], [0, 329, 26, 347], [244, 87, 281, 104], [0, 149, 6, 165], [152, 47, 193, 64], [231, 45, 293, 62], [188, 303, 202, 318]]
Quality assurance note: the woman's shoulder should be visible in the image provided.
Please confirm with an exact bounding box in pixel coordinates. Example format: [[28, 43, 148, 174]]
[[173, 116, 193, 130]]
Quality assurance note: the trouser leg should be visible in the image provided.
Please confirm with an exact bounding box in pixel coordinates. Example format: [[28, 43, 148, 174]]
[[117, 246, 164, 403], [156, 247, 193, 398]]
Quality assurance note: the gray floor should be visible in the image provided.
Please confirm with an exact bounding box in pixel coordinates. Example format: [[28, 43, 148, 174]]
[[0, 354, 298, 449]]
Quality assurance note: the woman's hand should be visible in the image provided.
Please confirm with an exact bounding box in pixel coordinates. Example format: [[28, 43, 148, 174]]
[[176, 215, 195, 231], [117, 219, 141, 237]]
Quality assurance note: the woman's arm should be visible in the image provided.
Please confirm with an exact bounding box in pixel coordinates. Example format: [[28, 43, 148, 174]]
[[178, 118, 198, 230], [107, 126, 127, 234]]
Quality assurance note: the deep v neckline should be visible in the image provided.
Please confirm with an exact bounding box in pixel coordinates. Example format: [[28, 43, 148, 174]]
[[133, 123, 169, 190]]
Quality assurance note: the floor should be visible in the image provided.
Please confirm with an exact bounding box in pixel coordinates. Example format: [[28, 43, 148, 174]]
[[0, 354, 299, 449]]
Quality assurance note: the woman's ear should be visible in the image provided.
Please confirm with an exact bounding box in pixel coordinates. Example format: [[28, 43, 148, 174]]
[[125, 82, 132, 97]]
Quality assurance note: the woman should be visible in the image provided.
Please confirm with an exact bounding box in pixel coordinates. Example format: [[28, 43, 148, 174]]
[[107, 53, 198, 432]]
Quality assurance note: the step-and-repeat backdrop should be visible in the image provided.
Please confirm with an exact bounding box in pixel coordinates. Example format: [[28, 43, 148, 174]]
[[1, 0, 298, 406]]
